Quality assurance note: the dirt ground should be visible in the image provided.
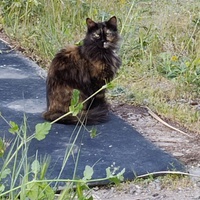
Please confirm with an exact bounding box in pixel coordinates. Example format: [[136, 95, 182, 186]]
[[91, 103, 200, 200]]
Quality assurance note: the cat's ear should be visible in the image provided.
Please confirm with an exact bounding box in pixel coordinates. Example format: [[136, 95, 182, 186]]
[[86, 18, 96, 29], [107, 16, 117, 26]]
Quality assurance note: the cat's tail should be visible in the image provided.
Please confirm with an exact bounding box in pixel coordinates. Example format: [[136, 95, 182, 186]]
[[43, 104, 109, 125], [80, 104, 109, 125]]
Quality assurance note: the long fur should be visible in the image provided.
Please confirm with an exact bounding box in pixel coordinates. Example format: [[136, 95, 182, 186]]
[[43, 16, 121, 125]]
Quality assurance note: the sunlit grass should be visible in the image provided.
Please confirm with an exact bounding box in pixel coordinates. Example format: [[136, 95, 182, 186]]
[[0, 0, 199, 133]]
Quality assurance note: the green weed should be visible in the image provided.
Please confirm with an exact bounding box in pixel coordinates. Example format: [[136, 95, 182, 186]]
[[0, 87, 125, 199]]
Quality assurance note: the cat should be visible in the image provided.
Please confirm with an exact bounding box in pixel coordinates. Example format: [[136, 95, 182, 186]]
[[43, 16, 121, 125]]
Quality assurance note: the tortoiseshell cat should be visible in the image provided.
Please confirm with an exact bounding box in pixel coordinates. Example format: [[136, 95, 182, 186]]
[[43, 16, 121, 124]]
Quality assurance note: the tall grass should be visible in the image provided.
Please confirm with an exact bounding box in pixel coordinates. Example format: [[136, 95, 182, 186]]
[[0, 0, 199, 130]]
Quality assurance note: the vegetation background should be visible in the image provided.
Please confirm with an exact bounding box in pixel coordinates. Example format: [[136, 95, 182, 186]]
[[0, 0, 200, 199], [0, 0, 199, 133]]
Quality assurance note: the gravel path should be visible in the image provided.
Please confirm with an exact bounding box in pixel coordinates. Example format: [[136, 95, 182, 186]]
[[91, 104, 200, 200]]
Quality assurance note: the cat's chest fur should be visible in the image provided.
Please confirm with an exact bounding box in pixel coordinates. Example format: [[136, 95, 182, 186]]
[[79, 47, 120, 81], [88, 53, 118, 80]]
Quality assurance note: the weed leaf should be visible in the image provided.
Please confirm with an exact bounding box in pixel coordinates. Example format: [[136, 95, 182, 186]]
[[0, 184, 5, 193], [70, 103, 83, 116], [69, 89, 83, 116], [9, 121, 19, 134], [1, 168, 11, 179], [106, 167, 112, 178], [106, 167, 125, 185], [109, 168, 125, 185], [90, 127, 97, 138], [31, 159, 40, 175], [83, 165, 94, 180], [0, 138, 5, 157], [116, 168, 125, 181], [27, 182, 54, 200], [109, 176, 121, 185], [70, 89, 80, 106], [35, 122, 51, 141]]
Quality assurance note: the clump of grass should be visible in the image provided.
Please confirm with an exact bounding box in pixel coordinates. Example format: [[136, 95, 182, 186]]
[[0, 0, 199, 133]]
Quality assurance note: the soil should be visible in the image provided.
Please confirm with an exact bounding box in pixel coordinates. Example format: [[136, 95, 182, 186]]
[[111, 103, 200, 166], [1, 30, 200, 199], [91, 103, 200, 200]]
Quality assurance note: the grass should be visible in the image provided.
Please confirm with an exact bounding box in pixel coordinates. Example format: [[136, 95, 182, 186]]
[[0, 1, 199, 198], [1, 0, 199, 134]]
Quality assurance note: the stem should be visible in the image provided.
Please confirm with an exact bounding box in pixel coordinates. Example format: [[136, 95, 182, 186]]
[[3, 142, 24, 170], [120, 0, 136, 35], [54, 124, 83, 188], [50, 84, 108, 125], [50, 111, 72, 125], [82, 84, 107, 104]]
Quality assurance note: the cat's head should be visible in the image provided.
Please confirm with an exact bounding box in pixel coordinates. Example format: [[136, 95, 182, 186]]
[[84, 16, 120, 50]]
